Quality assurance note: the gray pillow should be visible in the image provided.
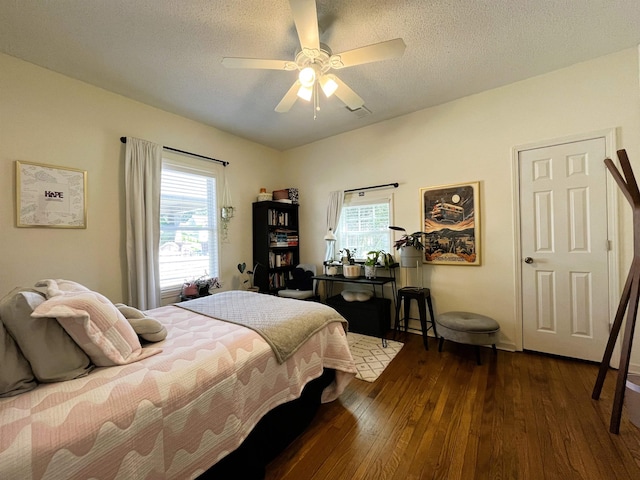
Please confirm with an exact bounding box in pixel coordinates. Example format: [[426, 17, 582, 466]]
[[0, 288, 93, 382], [0, 317, 36, 397]]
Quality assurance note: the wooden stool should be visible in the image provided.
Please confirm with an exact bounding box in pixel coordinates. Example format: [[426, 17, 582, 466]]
[[394, 287, 437, 350]]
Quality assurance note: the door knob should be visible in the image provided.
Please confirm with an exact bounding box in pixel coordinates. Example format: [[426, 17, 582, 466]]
[[524, 257, 534, 264]]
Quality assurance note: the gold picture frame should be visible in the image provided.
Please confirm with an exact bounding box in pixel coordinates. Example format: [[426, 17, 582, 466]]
[[16, 161, 87, 228], [420, 181, 480, 265]]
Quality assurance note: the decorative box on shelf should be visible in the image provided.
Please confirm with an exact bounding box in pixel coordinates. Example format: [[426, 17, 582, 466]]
[[272, 188, 299, 204], [257, 187, 272, 202]]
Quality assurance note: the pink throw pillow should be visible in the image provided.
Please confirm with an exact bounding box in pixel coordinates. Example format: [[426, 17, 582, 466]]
[[32, 290, 161, 366]]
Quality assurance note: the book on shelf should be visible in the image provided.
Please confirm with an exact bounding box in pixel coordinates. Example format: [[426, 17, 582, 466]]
[[280, 251, 293, 267], [269, 251, 294, 268], [269, 231, 288, 247], [268, 272, 286, 289], [269, 231, 298, 247], [267, 209, 290, 227]]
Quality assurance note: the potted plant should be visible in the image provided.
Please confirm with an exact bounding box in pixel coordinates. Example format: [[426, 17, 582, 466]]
[[195, 275, 221, 296], [237, 262, 259, 292], [389, 226, 426, 267], [181, 274, 221, 300], [364, 250, 391, 279], [339, 248, 357, 265]]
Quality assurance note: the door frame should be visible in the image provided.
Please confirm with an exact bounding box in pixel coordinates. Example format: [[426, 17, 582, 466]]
[[511, 128, 620, 362]]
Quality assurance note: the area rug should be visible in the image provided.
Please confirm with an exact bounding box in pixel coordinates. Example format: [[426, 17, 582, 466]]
[[347, 332, 404, 382]]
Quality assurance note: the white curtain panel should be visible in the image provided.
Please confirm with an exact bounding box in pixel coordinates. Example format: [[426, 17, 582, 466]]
[[125, 137, 162, 309], [326, 190, 344, 235]]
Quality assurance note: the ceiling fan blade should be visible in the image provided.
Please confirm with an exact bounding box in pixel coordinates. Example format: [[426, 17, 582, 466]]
[[275, 80, 301, 113], [330, 38, 406, 69], [289, 0, 320, 53], [221, 57, 296, 70], [332, 76, 365, 110]]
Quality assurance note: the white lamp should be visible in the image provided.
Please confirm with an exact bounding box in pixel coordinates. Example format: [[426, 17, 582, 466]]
[[323, 228, 337, 264]]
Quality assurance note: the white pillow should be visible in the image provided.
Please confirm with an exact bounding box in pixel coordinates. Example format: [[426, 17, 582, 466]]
[[341, 290, 373, 302]]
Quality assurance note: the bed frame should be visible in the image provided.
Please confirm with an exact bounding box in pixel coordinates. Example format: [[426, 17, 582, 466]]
[[201, 369, 335, 479]]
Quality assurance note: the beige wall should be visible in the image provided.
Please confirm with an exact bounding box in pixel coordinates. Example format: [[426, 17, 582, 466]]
[[0, 53, 282, 302], [283, 48, 640, 358], [3, 47, 640, 365]]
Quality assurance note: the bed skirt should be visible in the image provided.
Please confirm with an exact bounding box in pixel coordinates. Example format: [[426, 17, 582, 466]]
[[199, 368, 335, 479]]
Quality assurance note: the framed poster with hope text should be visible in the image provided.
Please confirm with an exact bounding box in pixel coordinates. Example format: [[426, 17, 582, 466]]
[[16, 161, 87, 228]]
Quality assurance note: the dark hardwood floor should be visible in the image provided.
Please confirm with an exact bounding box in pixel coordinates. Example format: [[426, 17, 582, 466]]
[[265, 333, 640, 480]]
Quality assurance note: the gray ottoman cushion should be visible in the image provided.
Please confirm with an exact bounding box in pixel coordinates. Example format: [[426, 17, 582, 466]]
[[436, 311, 500, 346]]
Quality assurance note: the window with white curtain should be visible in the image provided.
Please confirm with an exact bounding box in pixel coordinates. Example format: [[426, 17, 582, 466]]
[[336, 192, 393, 260], [159, 160, 219, 292]]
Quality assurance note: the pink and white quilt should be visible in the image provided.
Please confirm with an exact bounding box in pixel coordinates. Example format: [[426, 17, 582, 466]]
[[0, 294, 356, 479]]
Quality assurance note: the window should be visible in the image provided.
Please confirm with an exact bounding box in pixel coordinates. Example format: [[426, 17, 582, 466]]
[[159, 161, 219, 292], [336, 193, 393, 260]]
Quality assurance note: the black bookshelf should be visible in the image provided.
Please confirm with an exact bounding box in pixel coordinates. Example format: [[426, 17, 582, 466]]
[[252, 201, 300, 294]]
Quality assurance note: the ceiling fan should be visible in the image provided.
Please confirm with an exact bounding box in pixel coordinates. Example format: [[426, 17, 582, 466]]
[[221, 0, 406, 117]]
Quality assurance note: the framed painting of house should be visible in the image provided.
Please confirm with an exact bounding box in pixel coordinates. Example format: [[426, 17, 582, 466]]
[[420, 181, 480, 265], [16, 161, 87, 228]]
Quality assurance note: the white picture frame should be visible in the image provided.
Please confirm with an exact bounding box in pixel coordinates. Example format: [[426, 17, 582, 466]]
[[16, 161, 87, 228]]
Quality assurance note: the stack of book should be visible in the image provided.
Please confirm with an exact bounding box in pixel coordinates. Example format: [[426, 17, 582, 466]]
[[269, 231, 289, 247]]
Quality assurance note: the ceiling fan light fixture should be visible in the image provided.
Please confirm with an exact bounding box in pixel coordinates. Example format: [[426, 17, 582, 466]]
[[222, 1, 406, 117], [319, 75, 338, 97], [298, 66, 316, 87], [297, 84, 313, 101]]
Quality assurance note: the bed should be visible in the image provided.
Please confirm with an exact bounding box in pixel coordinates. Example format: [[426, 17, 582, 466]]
[[0, 287, 356, 480]]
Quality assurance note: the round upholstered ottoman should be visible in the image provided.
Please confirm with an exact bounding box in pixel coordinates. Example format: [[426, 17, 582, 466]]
[[436, 311, 500, 365]]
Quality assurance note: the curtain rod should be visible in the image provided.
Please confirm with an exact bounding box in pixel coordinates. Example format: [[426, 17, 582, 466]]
[[120, 137, 229, 167], [344, 182, 399, 193]]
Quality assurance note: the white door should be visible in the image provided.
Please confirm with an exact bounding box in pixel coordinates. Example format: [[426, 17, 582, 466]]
[[519, 138, 610, 361]]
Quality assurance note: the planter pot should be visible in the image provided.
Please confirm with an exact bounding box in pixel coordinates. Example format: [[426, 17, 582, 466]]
[[343, 264, 361, 278], [326, 265, 339, 276], [364, 265, 377, 279], [400, 246, 422, 268]]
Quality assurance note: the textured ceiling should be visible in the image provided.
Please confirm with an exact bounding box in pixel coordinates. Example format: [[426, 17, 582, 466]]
[[1, 1, 639, 151]]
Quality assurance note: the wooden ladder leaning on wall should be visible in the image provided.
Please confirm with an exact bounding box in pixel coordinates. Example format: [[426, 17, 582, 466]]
[[592, 148, 640, 434]]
